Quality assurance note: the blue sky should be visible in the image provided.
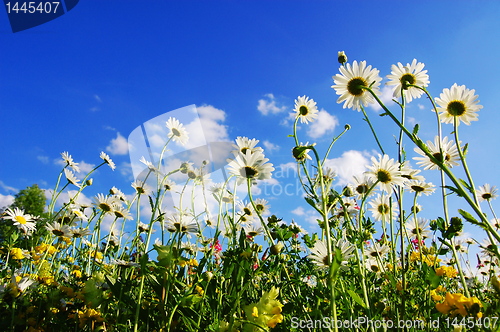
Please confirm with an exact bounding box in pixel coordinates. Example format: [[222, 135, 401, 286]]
[[1, 1, 500, 247]]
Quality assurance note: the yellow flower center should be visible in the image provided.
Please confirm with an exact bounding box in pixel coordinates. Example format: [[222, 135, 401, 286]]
[[15, 216, 27, 224], [400, 73, 416, 89], [299, 105, 309, 116], [347, 77, 368, 96], [447, 100, 466, 116]]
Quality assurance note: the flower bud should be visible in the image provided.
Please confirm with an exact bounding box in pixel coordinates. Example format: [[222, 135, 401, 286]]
[[270, 242, 284, 255], [338, 51, 348, 65]]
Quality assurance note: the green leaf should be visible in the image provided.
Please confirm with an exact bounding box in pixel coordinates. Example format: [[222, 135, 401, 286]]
[[443, 185, 463, 197], [347, 289, 367, 309], [412, 124, 420, 135], [458, 209, 481, 226]]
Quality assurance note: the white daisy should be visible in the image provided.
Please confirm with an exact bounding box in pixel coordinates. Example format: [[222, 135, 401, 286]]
[[405, 179, 436, 196], [365, 257, 384, 274], [351, 174, 376, 198], [61, 151, 80, 173], [253, 198, 270, 215], [413, 136, 460, 170], [70, 227, 92, 238], [435, 83, 482, 126], [93, 193, 117, 213], [365, 242, 391, 259], [100, 152, 116, 170], [399, 161, 425, 182], [476, 184, 498, 202], [242, 222, 264, 238], [139, 156, 157, 172], [131, 180, 153, 195], [368, 194, 398, 222], [365, 154, 405, 193], [386, 59, 429, 102], [308, 234, 355, 269], [232, 136, 263, 156], [164, 213, 198, 234], [227, 150, 274, 183], [4, 207, 37, 234], [405, 218, 432, 239], [292, 95, 319, 124], [64, 168, 81, 188], [113, 206, 133, 220], [292, 143, 314, 163], [332, 60, 382, 111], [45, 221, 71, 237], [166, 117, 189, 146]]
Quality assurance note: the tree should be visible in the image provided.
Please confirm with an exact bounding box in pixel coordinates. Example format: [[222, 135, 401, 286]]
[[11, 184, 46, 216]]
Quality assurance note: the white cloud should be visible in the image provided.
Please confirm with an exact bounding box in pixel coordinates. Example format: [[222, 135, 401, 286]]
[[0, 181, 17, 193], [263, 140, 279, 153], [78, 161, 95, 173], [45, 189, 92, 209], [324, 150, 372, 186], [417, 104, 425, 110], [94, 94, 102, 103], [54, 158, 95, 173], [257, 93, 286, 115], [369, 86, 395, 111], [106, 132, 129, 155], [407, 116, 417, 126], [291, 206, 305, 216], [307, 109, 339, 139], [37, 155, 49, 164], [0, 193, 14, 208]]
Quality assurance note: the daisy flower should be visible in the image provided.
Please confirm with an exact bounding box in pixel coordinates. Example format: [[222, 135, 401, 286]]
[[166, 117, 189, 146], [351, 174, 376, 198], [308, 235, 355, 269], [131, 180, 153, 195], [476, 184, 498, 202], [435, 83, 482, 126], [227, 149, 274, 183], [386, 59, 429, 102], [113, 206, 133, 220], [243, 222, 264, 238], [45, 221, 71, 237], [64, 168, 81, 188], [139, 156, 157, 172], [237, 201, 257, 223], [292, 143, 314, 163], [232, 136, 263, 156], [332, 60, 382, 111], [307, 239, 330, 269], [405, 179, 436, 196], [365, 258, 384, 274], [70, 227, 92, 238], [365, 242, 391, 259], [253, 198, 270, 215], [100, 152, 116, 170], [4, 207, 37, 234], [292, 95, 319, 124], [337, 51, 347, 65], [93, 193, 117, 213], [479, 238, 498, 259], [413, 136, 460, 170], [405, 218, 432, 239], [365, 154, 405, 193], [164, 213, 198, 234], [61, 151, 80, 173], [368, 194, 398, 222], [399, 161, 425, 182]]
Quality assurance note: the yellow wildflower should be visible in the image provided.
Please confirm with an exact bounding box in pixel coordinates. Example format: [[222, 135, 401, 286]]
[[436, 265, 458, 278], [10, 248, 27, 260], [436, 292, 482, 317]]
